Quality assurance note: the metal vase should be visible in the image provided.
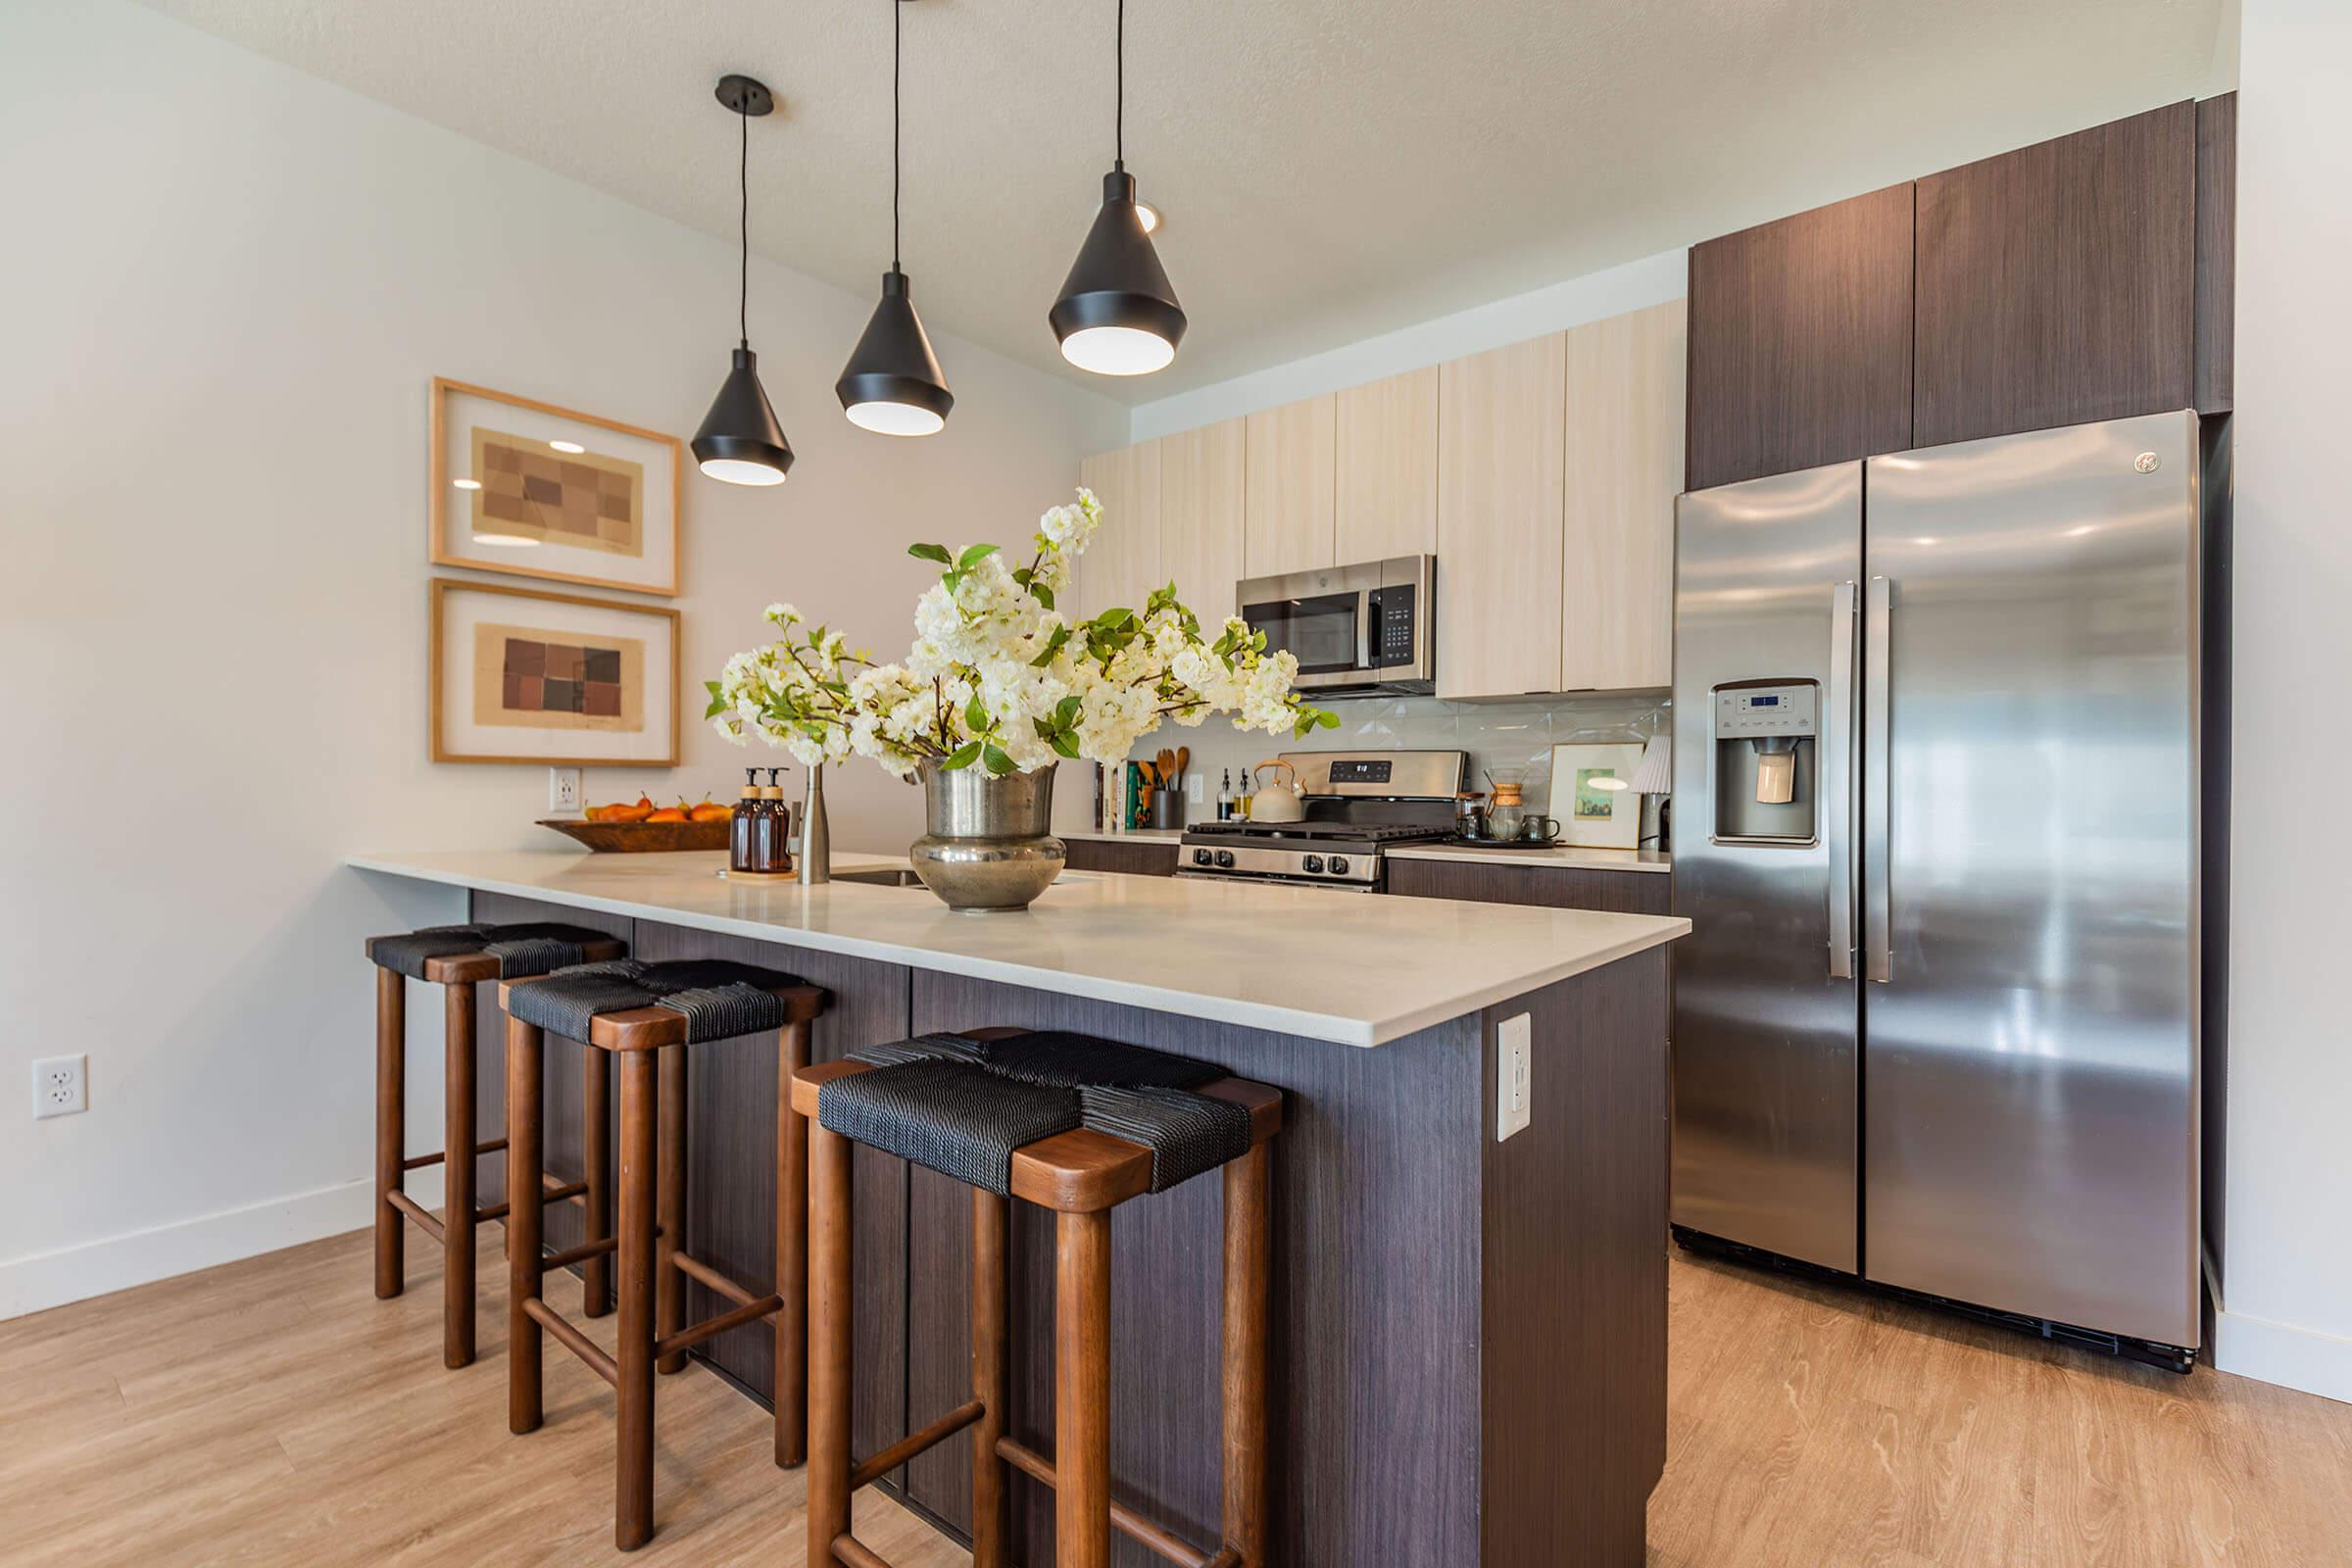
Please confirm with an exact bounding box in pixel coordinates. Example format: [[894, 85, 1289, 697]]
[[909, 760, 1066, 912]]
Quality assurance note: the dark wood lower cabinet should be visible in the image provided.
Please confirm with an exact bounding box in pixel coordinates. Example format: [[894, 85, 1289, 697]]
[[1386, 856, 1671, 915], [1061, 837, 1180, 877]]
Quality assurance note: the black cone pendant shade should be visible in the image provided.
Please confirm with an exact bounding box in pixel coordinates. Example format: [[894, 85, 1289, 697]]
[[692, 74, 794, 486], [1050, 167, 1185, 374], [1049, 0, 1184, 376], [695, 346, 793, 484], [836, 1, 953, 435], [838, 268, 954, 434]]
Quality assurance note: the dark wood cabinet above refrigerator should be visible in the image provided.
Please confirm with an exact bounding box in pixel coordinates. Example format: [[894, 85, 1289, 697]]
[[1686, 95, 2236, 490], [1684, 183, 1915, 493]]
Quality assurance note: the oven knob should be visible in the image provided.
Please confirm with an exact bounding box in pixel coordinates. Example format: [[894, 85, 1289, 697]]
[[1193, 848, 1213, 866], [1214, 850, 1236, 868], [1328, 856, 1349, 876], [1301, 855, 1325, 874]]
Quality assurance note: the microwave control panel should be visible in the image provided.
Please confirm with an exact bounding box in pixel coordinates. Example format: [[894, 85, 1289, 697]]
[[1713, 683, 1818, 738], [1372, 585, 1417, 663]]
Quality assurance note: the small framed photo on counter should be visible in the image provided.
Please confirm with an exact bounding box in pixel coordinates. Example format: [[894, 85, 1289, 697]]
[[429, 579, 679, 766], [429, 377, 683, 597], [1548, 739, 1644, 848]]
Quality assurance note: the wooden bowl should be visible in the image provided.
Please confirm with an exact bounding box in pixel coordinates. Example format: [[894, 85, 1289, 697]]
[[538, 817, 731, 853]]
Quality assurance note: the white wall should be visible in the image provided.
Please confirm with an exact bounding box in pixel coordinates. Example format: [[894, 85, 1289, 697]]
[[2213, 0, 2352, 1403], [0, 0, 1123, 1316], [1126, 248, 1689, 444]]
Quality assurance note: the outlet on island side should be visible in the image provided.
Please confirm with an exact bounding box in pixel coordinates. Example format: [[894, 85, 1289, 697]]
[[549, 767, 582, 814], [32, 1054, 87, 1120], [1497, 1013, 1531, 1141]]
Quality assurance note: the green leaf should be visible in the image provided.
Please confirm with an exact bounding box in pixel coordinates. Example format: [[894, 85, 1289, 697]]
[[1054, 694, 1083, 729], [943, 740, 984, 770], [963, 698, 990, 734], [1051, 732, 1082, 760], [982, 745, 1015, 777], [1033, 717, 1058, 741], [704, 692, 727, 719], [1317, 709, 1341, 729], [1031, 583, 1054, 611], [908, 542, 953, 564], [957, 543, 1001, 569], [942, 571, 964, 597]]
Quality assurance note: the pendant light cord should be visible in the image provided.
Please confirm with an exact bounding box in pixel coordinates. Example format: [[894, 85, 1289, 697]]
[[1114, 0, 1125, 171], [737, 105, 750, 348], [893, 0, 903, 270]]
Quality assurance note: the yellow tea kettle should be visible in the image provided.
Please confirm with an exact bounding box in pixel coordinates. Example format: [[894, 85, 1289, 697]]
[[1250, 760, 1307, 823]]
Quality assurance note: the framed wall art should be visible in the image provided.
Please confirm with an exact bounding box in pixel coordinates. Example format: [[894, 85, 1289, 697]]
[[430, 579, 680, 766], [1547, 739, 1644, 848], [429, 377, 683, 597]]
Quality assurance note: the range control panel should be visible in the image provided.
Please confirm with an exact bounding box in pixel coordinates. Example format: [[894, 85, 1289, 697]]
[[1714, 683, 1819, 738]]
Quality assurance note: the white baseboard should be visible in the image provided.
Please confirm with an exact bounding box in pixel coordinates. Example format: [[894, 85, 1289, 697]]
[[2212, 1305, 2352, 1405], [0, 1168, 443, 1322]]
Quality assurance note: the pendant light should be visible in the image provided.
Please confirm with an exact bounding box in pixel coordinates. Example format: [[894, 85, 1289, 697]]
[[836, 0, 954, 436], [1048, 0, 1186, 375], [692, 74, 795, 486]]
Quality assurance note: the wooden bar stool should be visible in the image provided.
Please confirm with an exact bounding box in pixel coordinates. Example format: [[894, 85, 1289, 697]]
[[795, 1028, 1283, 1568], [365, 921, 626, 1367], [500, 958, 828, 1551]]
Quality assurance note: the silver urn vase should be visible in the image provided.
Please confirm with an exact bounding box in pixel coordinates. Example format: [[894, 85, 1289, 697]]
[[909, 760, 1066, 912]]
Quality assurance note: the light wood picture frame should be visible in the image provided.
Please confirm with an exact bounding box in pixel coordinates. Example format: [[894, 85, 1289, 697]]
[[1547, 740, 1644, 848], [429, 579, 681, 766], [429, 376, 683, 597]]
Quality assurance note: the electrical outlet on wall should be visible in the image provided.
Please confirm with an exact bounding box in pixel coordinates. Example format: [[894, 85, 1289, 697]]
[[32, 1054, 87, 1119], [1496, 1014, 1531, 1141], [549, 767, 582, 814]]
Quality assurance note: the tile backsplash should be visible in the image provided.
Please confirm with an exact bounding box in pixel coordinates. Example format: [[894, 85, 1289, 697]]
[[1126, 690, 1669, 821]]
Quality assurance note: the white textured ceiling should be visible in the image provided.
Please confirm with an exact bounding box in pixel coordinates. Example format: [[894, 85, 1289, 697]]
[[136, 0, 2230, 402]]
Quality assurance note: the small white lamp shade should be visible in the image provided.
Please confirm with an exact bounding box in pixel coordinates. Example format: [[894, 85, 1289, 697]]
[[1630, 733, 1674, 795]]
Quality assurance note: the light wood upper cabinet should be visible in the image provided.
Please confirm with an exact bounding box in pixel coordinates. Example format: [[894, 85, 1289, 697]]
[[1243, 395, 1336, 579], [1157, 417, 1247, 623], [1074, 438, 1161, 618], [1437, 334, 1566, 699], [1336, 367, 1439, 562], [1561, 298, 1684, 692]]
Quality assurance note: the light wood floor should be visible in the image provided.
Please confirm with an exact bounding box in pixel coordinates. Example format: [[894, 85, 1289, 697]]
[[3, 1228, 2348, 1566]]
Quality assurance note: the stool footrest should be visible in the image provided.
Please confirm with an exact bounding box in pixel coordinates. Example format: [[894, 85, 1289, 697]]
[[385, 1190, 444, 1246], [545, 1235, 618, 1270], [401, 1136, 509, 1172], [670, 1249, 759, 1308], [656, 1293, 781, 1362], [832, 1535, 892, 1568], [523, 1297, 618, 1388], [478, 1176, 588, 1224], [996, 1437, 1231, 1568], [849, 1399, 983, 1491]]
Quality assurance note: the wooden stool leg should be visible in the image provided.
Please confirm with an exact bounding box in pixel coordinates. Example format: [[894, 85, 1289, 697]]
[[507, 1018, 545, 1434], [656, 1046, 688, 1377], [806, 1118, 855, 1568], [1055, 1208, 1113, 1568], [583, 1048, 612, 1318], [971, 1189, 1012, 1568], [443, 981, 478, 1369], [774, 1020, 810, 1468], [616, 1050, 659, 1550], [1222, 1142, 1271, 1566], [373, 967, 405, 1299]]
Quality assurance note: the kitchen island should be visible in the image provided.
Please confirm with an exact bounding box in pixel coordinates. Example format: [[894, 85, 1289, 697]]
[[349, 848, 1687, 1565]]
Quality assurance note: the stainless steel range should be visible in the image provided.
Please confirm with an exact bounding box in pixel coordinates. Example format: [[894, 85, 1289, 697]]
[[1177, 750, 1467, 891]]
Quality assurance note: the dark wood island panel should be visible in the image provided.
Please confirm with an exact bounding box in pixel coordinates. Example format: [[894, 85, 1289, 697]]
[[1061, 837, 1181, 877]]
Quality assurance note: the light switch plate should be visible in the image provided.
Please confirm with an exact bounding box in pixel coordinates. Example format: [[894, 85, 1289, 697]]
[[1497, 1014, 1531, 1141], [33, 1054, 86, 1119], [549, 767, 582, 813]]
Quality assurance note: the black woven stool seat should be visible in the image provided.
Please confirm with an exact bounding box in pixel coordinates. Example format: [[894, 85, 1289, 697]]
[[368, 921, 618, 981], [506, 957, 806, 1044], [819, 1031, 1254, 1198]]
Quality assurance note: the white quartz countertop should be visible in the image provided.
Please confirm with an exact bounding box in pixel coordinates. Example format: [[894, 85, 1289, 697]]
[[347, 848, 1686, 1048], [1387, 844, 1672, 874]]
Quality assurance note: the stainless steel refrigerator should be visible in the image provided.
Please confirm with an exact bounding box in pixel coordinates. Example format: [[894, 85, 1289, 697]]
[[1670, 410, 2202, 1353]]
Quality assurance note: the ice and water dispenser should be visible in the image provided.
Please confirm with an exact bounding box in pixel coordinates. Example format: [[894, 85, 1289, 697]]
[[1711, 682, 1820, 844]]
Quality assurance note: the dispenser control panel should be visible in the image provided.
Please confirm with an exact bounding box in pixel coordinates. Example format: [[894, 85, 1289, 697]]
[[1715, 684, 1818, 737]]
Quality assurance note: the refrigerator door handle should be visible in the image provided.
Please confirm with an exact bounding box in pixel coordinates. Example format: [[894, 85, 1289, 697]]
[[1863, 575, 1893, 983], [1826, 580, 1859, 979]]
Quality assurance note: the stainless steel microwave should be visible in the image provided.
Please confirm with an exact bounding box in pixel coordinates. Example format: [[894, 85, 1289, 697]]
[[1236, 555, 1435, 694]]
